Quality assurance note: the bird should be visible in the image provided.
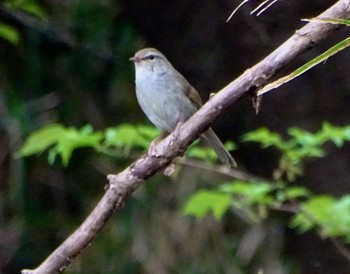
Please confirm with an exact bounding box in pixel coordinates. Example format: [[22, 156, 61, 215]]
[[129, 48, 236, 167]]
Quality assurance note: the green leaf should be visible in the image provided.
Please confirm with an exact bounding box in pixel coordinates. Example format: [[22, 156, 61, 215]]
[[291, 196, 336, 233], [18, 124, 103, 166], [0, 23, 19, 45], [5, 0, 47, 19], [53, 126, 103, 165], [242, 128, 284, 149], [258, 36, 350, 96], [219, 182, 274, 205], [182, 190, 231, 220], [136, 124, 160, 140], [104, 124, 160, 154], [223, 140, 237, 151], [285, 146, 324, 162], [186, 140, 235, 163], [291, 195, 350, 241], [318, 122, 347, 147], [17, 124, 67, 157], [186, 145, 217, 162], [288, 127, 322, 147], [304, 18, 350, 27], [105, 124, 138, 149], [283, 187, 310, 199]]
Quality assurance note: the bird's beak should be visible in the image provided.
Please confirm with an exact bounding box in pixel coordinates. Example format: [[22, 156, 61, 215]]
[[129, 56, 140, 63]]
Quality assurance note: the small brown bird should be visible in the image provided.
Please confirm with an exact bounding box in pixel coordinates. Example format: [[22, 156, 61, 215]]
[[130, 48, 236, 167]]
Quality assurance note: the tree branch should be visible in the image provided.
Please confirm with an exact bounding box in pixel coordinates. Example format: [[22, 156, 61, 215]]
[[21, 1, 350, 273], [175, 158, 264, 182]]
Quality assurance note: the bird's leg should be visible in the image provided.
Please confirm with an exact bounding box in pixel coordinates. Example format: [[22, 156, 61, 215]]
[[148, 131, 167, 157], [149, 121, 185, 159], [163, 162, 176, 176], [150, 131, 177, 175]]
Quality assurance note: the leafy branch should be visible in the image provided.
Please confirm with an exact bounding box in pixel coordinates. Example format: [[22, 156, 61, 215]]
[[183, 123, 350, 245]]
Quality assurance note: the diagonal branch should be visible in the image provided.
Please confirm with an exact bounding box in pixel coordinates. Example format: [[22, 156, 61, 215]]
[[21, 1, 350, 273]]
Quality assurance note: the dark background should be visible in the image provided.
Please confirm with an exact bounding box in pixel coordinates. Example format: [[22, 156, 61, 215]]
[[1, 0, 349, 273]]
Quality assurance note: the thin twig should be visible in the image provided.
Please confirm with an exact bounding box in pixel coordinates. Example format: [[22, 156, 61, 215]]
[[175, 157, 264, 182], [331, 238, 350, 262]]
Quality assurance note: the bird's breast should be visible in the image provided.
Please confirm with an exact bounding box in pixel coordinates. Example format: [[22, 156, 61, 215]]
[[135, 70, 197, 132]]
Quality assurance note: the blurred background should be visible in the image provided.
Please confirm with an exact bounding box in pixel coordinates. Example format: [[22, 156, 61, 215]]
[[1, 0, 350, 273]]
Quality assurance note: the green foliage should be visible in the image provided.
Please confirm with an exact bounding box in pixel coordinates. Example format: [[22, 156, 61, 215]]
[[277, 186, 310, 201], [17, 124, 103, 166], [184, 180, 350, 241], [185, 122, 350, 241], [5, 0, 47, 19], [104, 124, 160, 155], [0, 0, 46, 44], [185, 144, 217, 163], [183, 181, 310, 223], [219, 181, 275, 222], [291, 195, 350, 242], [0, 23, 19, 45], [219, 181, 275, 205], [18, 121, 350, 242], [186, 140, 236, 163], [182, 190, 231, 220], [17, 123, 235, 166], [17, 123, 161, 166], [242, 127, 284, 149], [242, 122, 350, 181]]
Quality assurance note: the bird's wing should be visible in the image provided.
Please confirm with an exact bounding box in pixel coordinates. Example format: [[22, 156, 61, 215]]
[[179, 75, 203, 109]]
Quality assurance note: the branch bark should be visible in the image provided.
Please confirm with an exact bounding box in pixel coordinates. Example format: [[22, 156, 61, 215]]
[[21, 1, 350, 273]]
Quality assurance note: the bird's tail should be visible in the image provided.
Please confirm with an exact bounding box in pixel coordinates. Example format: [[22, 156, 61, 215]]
[[201, 128, 237, 168]]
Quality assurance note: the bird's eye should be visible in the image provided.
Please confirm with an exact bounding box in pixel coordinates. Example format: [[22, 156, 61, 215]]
[[148, 55, 155, 60]]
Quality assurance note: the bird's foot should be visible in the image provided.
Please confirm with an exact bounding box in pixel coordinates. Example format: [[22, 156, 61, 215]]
[[148, 139, 159, 157], [163, 162, 176, 176], [148, 131, 167, 158]]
